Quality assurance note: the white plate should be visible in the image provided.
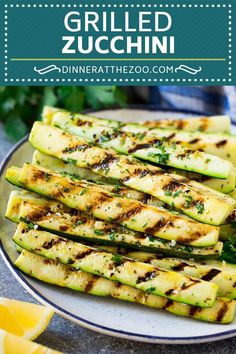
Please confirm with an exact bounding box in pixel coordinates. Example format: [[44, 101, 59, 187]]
[[1, 108, 236, 344]]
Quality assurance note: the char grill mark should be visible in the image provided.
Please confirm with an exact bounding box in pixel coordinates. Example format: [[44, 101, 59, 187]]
[[181, 279, 201, 290], [76, 119, 92, 127], [136, 271, 157, 284], [176, 149, 193, 160], [128, 143, 152, 154], [163, 180, 183, 192], [89, 193, 113, 212], [141, 193, 152, 205], [63, 144, 90, 153], [133, 168, 163, 178], [216, 140, 227, 148], [176, 121, 185, 130], [144, 219, 173, 235], [165, 288, 175, 296], [188, 306, 200, 317], [113, 206, 142, 223], [42, 237, 67, 249], [216, 302, 229, 322], [26, 207, 50, 222], [84, 277, 99, 292], [201, 269, 221, 281], [163, 299, 174, 310], [189, 138, 200, 144], [74, 249, 96, 260], [164, 133, 176, 141], [172, 262, 196, 272], [90, 154, 118, 171], [31, 170, 49, 182], [59, 225, 69, 232]]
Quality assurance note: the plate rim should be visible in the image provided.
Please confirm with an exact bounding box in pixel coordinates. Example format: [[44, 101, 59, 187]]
[[1, 112, 236, 345]]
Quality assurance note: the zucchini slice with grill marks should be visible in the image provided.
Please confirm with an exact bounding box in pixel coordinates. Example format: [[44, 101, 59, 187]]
[[8, 194, 221, 259], [13, 163, 220, 247], [15, 250, 235, 324], [42, 106, 231, 134], [13, 224, 218, 307], [51, 112, 233, 179], [122, 124, 236, 166], [116, 251, 236, 299], [165, 167, 236, 194], [43, 107, 236, 164], [28, 122, 235, 225], [140, 115, 231, 134]]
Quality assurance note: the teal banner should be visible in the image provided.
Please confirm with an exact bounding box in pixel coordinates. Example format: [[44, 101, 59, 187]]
[[1, 0, 235, 85]]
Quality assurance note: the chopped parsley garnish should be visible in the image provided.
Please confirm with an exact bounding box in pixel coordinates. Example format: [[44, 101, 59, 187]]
[[75, 220, 84, 226], [65, 158, 77, 165], [44, 173, 51, 181], [27, 223, 35, 230], [146, 286, 156, 294], [147, 150, 170, 164], [94, 230, 105, 236], [182, 245, 193, 253], [109, 232, 116, 241], [164, 190, 172, 197], [173, 190, 181, 198], [184, 195, 193, 208], [99, 133, 111, 143], [138, 132, 146, 141], [148, 235, 156, 242], [111, 254, 123, 265], [196, 202, 205, 214], [79, 188, 87, 196]]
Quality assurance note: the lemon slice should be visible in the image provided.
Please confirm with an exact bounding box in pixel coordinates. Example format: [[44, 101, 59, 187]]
[[0, 298, 54, 340], [0, 329, 62, 354]]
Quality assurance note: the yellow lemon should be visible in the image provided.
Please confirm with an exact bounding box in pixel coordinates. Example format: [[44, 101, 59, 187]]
[[0, 329, 62, 354], [0, 298, 54, 340]]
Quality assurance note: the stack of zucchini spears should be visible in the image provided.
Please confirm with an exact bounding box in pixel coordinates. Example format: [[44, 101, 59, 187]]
[[5, 107, 236, 324]]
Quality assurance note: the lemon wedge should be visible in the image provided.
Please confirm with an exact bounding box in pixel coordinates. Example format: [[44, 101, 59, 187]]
[[0, 298, 54, 340], [0, 329, 62, 354]]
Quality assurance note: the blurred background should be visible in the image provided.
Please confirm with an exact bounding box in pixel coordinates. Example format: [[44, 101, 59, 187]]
[[0, 86, 236, 142]]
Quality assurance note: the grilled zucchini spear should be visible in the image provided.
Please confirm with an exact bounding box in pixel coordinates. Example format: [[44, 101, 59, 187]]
[[6, 164, 219, 247], [6, 191, 223, 259], [29, 122, 235, 225], [42, 106, 231, 134], [15, 250, 235, 324], [140, 115, 231, 134], [51, 112, 233, 179], [164, 167, 236, 194], [43, 108, 235, 163], [33, 150, 236, 194], [13, 224, 219, 307], [117, 251, 236, 299]]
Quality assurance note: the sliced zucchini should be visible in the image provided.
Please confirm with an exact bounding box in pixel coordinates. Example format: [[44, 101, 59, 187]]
[[165, 167, 236, 194], [29, 122, 235, 225], [42, 107, 231, 134], [52, 112, 233, 179], [33, 150, 114, 186], [15, 196, 222, 259], [120, 251, 236, 299], [42, 105, 120, 128], [16, 163, 220, 247], [43, 108, 236, 164], [13, 224, 218, 307], [140, 115, 231, 134], [32, 151, 167, 209], [15, 250, 235, 323], [122, 125, 236, 166]]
